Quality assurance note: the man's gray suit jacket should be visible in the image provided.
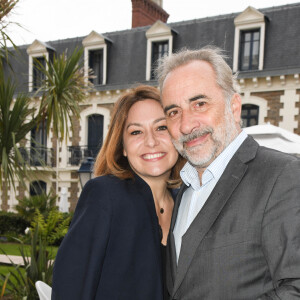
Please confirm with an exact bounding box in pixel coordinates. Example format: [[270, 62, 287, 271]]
[[166, 136, 300, 299]]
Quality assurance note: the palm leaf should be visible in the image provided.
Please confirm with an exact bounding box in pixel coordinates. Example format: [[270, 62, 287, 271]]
[[0, 67, 38, 190], [35, 47, 91, 141]]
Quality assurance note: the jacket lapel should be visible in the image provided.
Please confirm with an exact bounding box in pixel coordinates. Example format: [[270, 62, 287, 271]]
[[166, 184, 188, 295], [172, 137, 258, 297]]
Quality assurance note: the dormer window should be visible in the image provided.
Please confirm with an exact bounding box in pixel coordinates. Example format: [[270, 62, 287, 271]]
[[233, 6, 266, 72], [146, 21, 175, 81], [27, 40, 55, 92], [83, 31, 112, 86]]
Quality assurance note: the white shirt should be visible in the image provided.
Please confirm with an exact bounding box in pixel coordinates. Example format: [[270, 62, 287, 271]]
[[173, 131, 248, 262]]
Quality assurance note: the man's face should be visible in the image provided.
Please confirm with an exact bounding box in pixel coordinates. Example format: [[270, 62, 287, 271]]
[[161, 60, 241, 173]]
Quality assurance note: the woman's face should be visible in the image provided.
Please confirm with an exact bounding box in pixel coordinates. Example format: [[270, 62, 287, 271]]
[[123, 99, 179, 182]]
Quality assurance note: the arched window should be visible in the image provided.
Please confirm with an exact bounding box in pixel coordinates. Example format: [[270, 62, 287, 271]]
[[241, 104, 259, 127], [87, 114, 103, 157], [30, 181, 47, 196]]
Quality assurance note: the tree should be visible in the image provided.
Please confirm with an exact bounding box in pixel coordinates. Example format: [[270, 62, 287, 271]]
[[35, 48, 91, 193], [0, 0, 19, 67], [0, 48, 90, 201], [0, 1, 90, 202], [0, 67, 37, 209]]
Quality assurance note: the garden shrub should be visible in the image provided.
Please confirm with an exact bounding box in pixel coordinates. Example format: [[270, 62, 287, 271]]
[[0, 212, 29, 236]]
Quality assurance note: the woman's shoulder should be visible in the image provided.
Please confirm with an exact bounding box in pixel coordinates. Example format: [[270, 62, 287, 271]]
[[88, 174, 150, 190], [88, 174, 122, 186], [80, 174, 152, 205], [80, 175, 120, 197], [83, 175, 141, 196]]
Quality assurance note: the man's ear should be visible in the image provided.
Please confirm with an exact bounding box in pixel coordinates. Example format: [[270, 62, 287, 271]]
[[231, 93, 242, 124]]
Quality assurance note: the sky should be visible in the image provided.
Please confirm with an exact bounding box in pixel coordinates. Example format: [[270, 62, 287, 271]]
[[6, 0, 298, 46]]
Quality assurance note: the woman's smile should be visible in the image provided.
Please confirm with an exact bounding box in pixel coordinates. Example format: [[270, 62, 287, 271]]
[[141, 152, 167, 161]]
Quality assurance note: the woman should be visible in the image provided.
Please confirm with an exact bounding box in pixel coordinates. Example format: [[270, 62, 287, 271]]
[[52, 85, 184, 299]]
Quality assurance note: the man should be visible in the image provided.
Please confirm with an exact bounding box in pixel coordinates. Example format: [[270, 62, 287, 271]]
[[157, 47, 300, 299]]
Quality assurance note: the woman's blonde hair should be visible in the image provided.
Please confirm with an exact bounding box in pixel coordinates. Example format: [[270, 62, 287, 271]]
[[93, 85, 185, 188]]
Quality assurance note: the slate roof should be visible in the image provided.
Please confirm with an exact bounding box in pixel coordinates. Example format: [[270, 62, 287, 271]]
[[6, 2, 300, 94]]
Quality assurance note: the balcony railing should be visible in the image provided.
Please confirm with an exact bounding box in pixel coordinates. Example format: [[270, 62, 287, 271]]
[[68, 146, 100, 166], [20, 147, 54, 167]]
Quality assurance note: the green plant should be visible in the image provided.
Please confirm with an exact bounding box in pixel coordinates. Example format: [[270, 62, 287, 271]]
[[0, 264, 25, 299], [15, 192, 57, 222], [0, 226, 54, 300], [0, 208, 70, 299], [31, 208, 71, 246]]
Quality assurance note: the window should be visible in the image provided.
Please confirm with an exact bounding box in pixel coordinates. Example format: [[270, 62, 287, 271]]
[[87, 114, 103, 158], [146, 21, 174, 81], [239, 30, 260, 71], [27, 40, 54, 92], [32, 56, 46, 91], [150, 41, 169, 80], [241, 104, 259, 127], [78, 106, 110, 165], [31, 120, 47, 166], [89, 49, 103, 85], [30, 181, 47, 196], [233, 6, 265, 72]]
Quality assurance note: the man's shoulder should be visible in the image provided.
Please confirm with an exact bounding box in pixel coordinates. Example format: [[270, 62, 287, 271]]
[[257, 145, 299, 164], [237, 136, 299, 166], [249, 145, 300, 179]]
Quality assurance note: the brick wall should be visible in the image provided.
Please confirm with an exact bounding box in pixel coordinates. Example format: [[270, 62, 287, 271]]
[[1, 182, 9, 211], [69, 172, 79, 212], [17, 184, 26, 202], [251, 91, 284, 126], [295, 89, 300, 134]]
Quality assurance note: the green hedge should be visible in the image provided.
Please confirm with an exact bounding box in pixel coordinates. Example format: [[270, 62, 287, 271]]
[[0, 211, 30, 236]]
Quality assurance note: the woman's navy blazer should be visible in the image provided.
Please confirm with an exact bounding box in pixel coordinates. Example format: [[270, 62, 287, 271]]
[[52, 174, 163, 300]]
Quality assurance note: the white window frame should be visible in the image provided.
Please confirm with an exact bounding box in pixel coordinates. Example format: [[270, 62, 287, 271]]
[[146, 20, 173, 81], [82, 31, 108, 86], [233, 6, 266, 73], [80, 105, 111, 147], [27, 40, 51, 92]]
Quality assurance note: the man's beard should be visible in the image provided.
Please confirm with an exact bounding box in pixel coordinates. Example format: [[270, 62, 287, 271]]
[[171, 107, 239, 169]]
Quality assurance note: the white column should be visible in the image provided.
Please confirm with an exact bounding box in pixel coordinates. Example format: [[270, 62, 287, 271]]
[[279, 89, 299, 132]]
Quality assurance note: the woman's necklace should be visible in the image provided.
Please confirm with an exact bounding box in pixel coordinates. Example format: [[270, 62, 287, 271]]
[[159, 191, 169, 214]]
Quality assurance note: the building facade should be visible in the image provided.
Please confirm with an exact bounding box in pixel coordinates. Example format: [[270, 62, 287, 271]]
[[1, 1, 300, 211]]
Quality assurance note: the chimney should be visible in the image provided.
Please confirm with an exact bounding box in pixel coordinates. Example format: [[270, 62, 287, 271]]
[[131, 0, 169, 28]]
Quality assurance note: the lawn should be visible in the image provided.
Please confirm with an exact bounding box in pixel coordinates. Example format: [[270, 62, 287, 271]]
[[0, 242, 58, 258], [0, 264, 26, 298]]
